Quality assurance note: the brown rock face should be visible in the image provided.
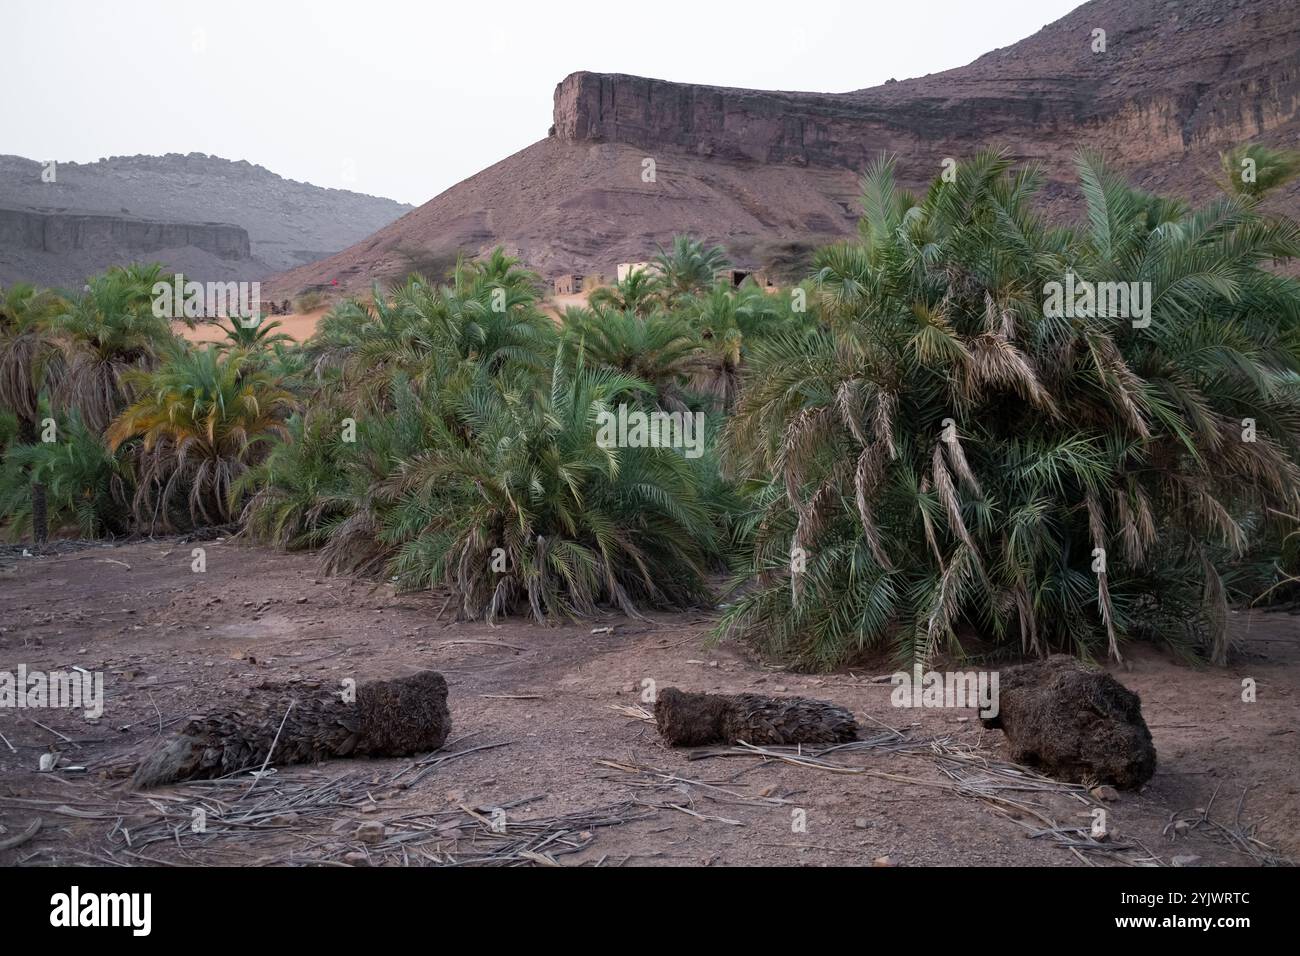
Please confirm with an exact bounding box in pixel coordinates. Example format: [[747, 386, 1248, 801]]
[[552, 72, 900, 167], [552, 0, 1300, 175], [266, 0, 1300, 299]]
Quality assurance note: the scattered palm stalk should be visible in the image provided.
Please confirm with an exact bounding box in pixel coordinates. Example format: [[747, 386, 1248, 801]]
[[920, 741, 1161, 866], [395, 739, 511, 786], [609, 704, 654, 722], [672, 724, 1160, 865], [596, 757, 828, 810], [24, 717, 78, 747], [437, 640, 528, 652], [684, 731, 922, 761], [0, 817, 42, 851], [665, 803, 743, 826], [88, 739, 512, 864], [427, 801, 659, 867], [1163, 783, 1292, 866]]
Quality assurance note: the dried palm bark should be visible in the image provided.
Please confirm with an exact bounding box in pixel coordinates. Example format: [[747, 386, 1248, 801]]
[[654, 687, 859, 747], [132, 671, 450, 789]]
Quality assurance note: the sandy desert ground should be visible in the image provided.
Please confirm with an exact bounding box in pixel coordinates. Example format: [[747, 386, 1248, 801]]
[[0, 538, 1295, 867]]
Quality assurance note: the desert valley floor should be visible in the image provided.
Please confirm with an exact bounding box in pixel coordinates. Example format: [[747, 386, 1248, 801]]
[[0, 538, 1296, 867]]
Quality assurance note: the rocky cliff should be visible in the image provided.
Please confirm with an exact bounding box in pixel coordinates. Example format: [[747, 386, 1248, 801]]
[[0, 208, 250, 260], [265, 0, 1300, 299], [0, 153, 411, 289], [552, 0, 1300, 177]]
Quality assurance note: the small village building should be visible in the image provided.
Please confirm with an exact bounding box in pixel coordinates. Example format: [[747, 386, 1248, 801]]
[[554, 273, 609, 295], [554, 274, 585, 295], [617, 261, 658, 282], [718, 269, 775, 289]]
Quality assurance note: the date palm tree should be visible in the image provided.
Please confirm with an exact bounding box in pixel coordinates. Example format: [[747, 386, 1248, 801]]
[[720, 149, 1300, 669], [676, 282, 808, 412], [308, 255, 553, 410], [454, 247, 543, 300], [0, 411, 131, 540], [106, 345, 295, 529], [232, 402, 355, 550], [653, 235, 731, 303], [1217, 143, 1300, 199], [379, 353, 720, 621], [559, 305, 703, 410], [0, 284, 67, 542], [219, 314, 294, 351], [54, 266, 175, 434], [588, 268, 661, 317]]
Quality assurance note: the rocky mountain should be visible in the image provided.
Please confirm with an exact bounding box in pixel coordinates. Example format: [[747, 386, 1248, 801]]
[[0, 153, 412, 290], [265, 0, 1300, 299]]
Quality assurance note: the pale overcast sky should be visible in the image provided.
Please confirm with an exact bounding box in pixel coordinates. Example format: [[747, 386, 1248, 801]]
[[3, 0, 1080, 206]]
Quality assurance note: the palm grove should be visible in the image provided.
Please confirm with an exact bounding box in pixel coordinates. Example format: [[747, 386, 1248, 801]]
[[3, 148, 1298, 669]]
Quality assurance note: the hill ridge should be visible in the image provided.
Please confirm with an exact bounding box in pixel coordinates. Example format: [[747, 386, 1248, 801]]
[[252, 0, 1300, 296]]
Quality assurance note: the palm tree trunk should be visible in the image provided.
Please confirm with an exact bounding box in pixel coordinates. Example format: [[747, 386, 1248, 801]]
[[132, 671, 451, 788], [654, 687, 859, 746], [17, 416, 48, 546], [31, 481, 48, 546]]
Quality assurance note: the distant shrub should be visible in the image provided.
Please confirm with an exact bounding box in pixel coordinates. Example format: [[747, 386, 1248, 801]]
[[295, 291, 327, 313]]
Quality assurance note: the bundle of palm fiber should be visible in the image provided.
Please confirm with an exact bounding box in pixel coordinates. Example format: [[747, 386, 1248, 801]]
[[981, 656, 1156, 789], [132, 671, 451, 789], [654, 687, 859, 747]]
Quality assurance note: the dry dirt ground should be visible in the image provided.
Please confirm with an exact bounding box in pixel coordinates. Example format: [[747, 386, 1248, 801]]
[[0, 538, 1296, 867]]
